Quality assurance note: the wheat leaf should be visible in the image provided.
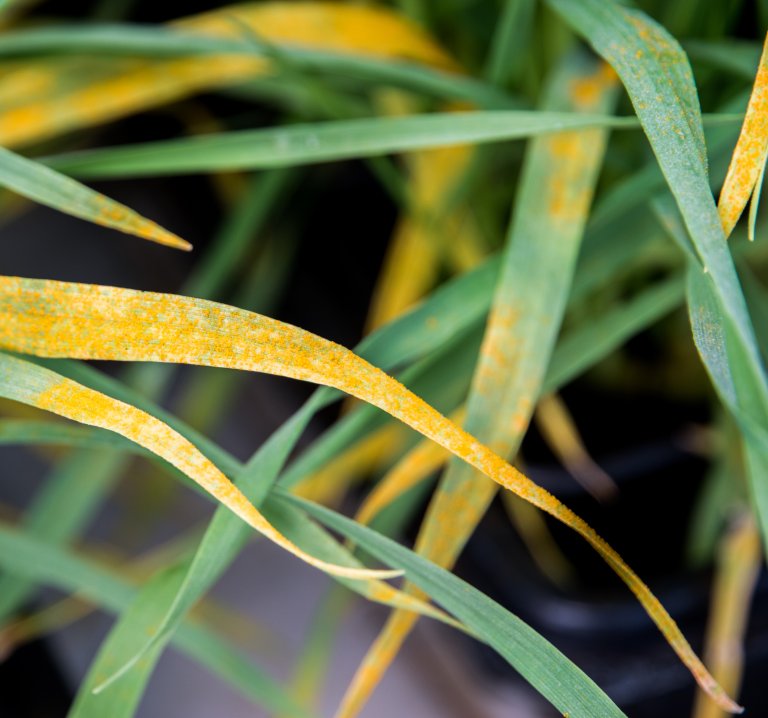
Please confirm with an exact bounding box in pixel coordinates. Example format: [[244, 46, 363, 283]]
[[0, 145, 189, 250], [0, 351, 399, 582], [718, 31, 768, 238], [0, 273, 735, 712]]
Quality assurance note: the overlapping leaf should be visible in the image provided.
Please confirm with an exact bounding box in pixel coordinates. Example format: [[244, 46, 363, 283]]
[[335, 55, 623, 717], [0, 274, 736, 711], [0, 351, 398, 581]]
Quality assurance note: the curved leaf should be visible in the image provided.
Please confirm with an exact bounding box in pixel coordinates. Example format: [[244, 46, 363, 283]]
[[0, 274, 733, 710], [0, 351, 399, 582]]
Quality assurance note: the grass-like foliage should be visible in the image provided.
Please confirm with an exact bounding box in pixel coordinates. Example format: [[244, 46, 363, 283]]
[[0, 2, 766, 717]]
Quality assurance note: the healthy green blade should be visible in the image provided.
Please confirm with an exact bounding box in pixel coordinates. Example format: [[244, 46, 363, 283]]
[[0, 522, 315, 718], [44, 111, 639, 179]]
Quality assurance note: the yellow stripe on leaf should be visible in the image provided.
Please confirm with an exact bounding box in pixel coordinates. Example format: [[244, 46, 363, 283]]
[[718, 31, 768, 239], [0, 275, 740, 713]]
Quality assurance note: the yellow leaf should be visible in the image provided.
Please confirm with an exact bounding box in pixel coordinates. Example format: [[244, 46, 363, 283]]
[[718, 31, 768, 239], [0, 2, 457, 149], [534, 392, 617, 500], [693, 511, 761, 718], [0, 351, 398, 583], [0, 275, 739, 713]]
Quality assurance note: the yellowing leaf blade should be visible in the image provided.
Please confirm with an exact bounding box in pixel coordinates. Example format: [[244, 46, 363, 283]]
[[718, 31, 768, 238], [0, 2, 458, 149], [0, 274, 735, 712], [335, 55, 622, 717], [0, 351, 399, 583]]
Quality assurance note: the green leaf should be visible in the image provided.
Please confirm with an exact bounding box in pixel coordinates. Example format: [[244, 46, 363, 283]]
[[281, 492, 627, 718], [44, 111, 640, 179], [0, 145, 189, 249], [335, 53, 621, 715], [0, 522, 315, 718]]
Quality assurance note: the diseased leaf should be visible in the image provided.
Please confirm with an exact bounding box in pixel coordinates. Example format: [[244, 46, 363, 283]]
[[0, 168, 297, 624], [718, 31, 768, 238], [0, 351, 398, 582], [335, 55, 622, 718], [0, 275, 734, 710], [0, 2, 458, 148]]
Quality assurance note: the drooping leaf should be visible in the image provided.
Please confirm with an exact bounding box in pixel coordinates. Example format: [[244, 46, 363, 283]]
[[0, 274, 735, 710], [0, 351, 397, 582], [0, 167, 298, 623]]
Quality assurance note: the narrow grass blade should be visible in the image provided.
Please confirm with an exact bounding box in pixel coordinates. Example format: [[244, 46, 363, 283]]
[[534, 393, 617, 500], [0, 269, 736, 710], [335, 56, 620, 717], [283, 492, 627, 718], [45, 111, 638, 179], [0, 418, 140, 452], [0, 145, 189, 250], [0, 352, 397, 582], [0, 522, 315, 718], [718, 31, 768, 238], [484, 0, 536, 86], [68, 566, 188, 717]]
